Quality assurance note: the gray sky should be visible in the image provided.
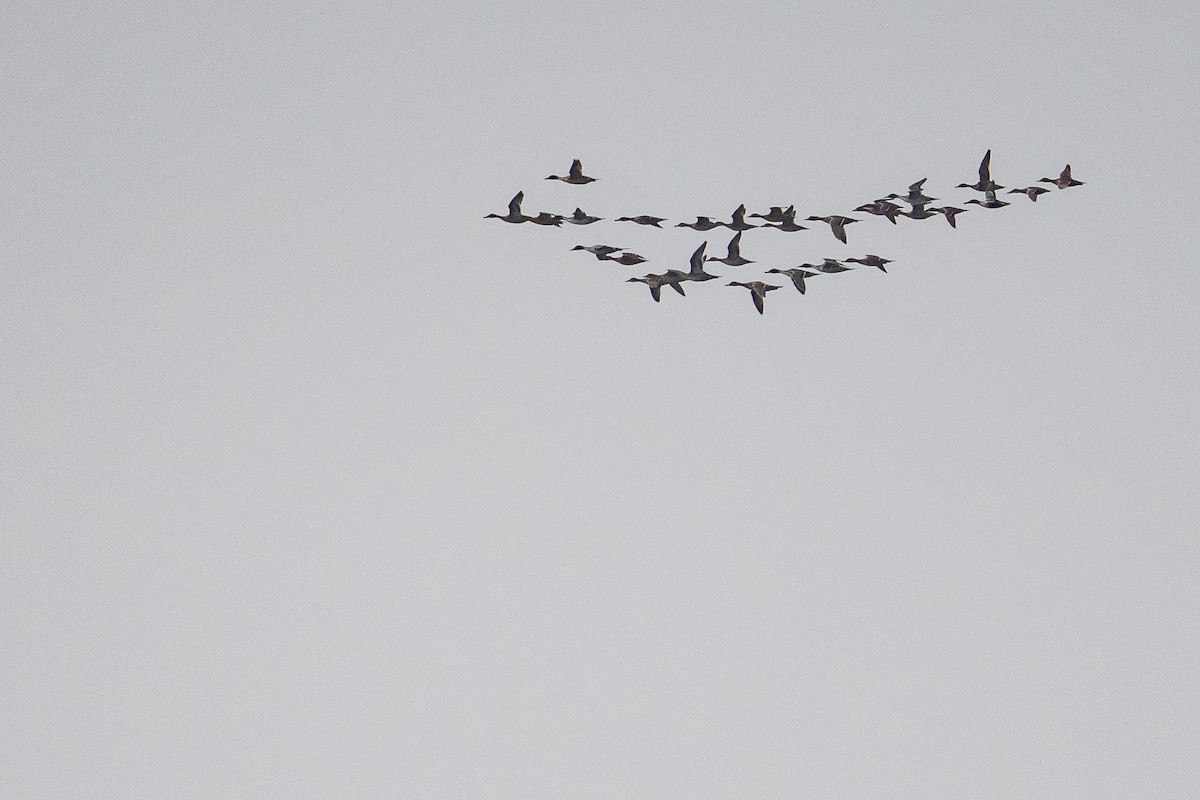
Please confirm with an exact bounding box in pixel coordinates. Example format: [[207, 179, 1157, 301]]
[[3, 1, 1199, 797]]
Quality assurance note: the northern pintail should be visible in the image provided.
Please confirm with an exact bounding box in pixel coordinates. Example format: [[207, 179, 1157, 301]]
[[1007, 186, 1051, 202], [705, 231, 754, 266], [957, 150, 1004, 193], [844, 255, 892, 272], [854, 199, 902, 224], [679, 242, 721, 282], [676, 216, 725, 231], [965, 191, 1010, 209], [727, 281, 781, 314], [897, 206, 941, 221], [528, 212, 565, 226], [765, 267, 818, 293], [805, 215, 859, 244], [721, 204, 758, 231], [627, 273, 686, 302], [602, 251, 649, 266], [571, 244, 623, 260], [886, 178, 938, 210], [546, 159, 596, 184], [616, 215, 667, 228], [800, 259, 854, 274], [1038, 165, 1084, 189], [934, 206, 967, 227], [485, 191, 530, 223], [762, 207, 808, 232], [749, 206, 789, 223], [565, 208, 602, 224]]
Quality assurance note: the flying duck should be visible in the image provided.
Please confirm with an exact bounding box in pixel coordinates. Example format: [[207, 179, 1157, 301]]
[[844, 254, 892, 272], [1008, 186, 1052, 202], [565, 208, 602, 224], [727, 281, 781, 314], [527, 212, 565, 226], [676, 216, 725, 231], [760, 206, 806, 232], [601, 251, 649, 266], [721, 204, 758, 231], [886, 178, 938, 210], [933, 206, 968, 227], [800, 259, 854, 274], [805, 215, 859, 244], [749, 206, 789, 223], [765, 267, 818, 293], [616, 215, 667, 228], [957, 149, 1004, 193], [854, 199, 902, 224], [546, 159, 596, 184], [965, 191, 1011, 209], [897, 206, 941, 221], [485, 191, 530, 223], [627, 273, 686, 302], [678, 241, 721, 282], [571, 244, 623, 260], [705, 231, 754, 266], [1039, 165, 1084, 189]]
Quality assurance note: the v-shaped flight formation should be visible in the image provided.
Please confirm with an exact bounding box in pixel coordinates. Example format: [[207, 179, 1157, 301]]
[[487, 153, 1085, 314]]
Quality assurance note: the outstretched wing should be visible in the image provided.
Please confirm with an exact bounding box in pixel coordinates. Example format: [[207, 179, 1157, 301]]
[[752, 290, 764, 314], [508, 191, 524, 215], [569, 159, 584, 179], [979, 149, 992, 183], [690, 242, 707, 274], [727, 231, 743, 257]]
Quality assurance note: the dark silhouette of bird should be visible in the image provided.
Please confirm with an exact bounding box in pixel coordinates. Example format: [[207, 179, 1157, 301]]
[[527, 212, 565, 226], [676, 242, 721, 283], [844, 255, 892, 272], [706, 231, 754, 266], [855, 199, 902, 224], [765, 267, 818, 293], [616, 215, 667, 228], [806, 215, 859, 244], [1008, 186, 1051, 202], [565, 208, 602, 224], [571, 244, 623, 260], [546, 159, 596, 184], [601, 251, 649, 266], [749, 206, 789, 223], [801, 259, 854, 274], [676, 216, 725, 231], [1039, 165, 1084, 189], [965, 191, 1011, 209], [627, 273, 686, 302], [958, 149, 1004, 193], [727, 281, 781, 314], [762, 206, 807, 232], [485, 191, 529, 223], [933, 206, 968, 228], [720, 204, 758, 231]]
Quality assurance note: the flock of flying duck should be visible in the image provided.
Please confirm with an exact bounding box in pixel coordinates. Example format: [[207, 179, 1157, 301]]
[[487, 154, 1085, 314]]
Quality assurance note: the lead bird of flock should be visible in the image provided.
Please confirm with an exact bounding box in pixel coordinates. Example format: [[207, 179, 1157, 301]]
[[488, 151, 1084, 314]]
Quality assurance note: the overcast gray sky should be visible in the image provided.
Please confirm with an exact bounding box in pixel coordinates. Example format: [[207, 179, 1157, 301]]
[[3, 1, 1199, 797]]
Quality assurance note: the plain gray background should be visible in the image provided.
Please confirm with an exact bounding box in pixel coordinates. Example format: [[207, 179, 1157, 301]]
[[3, 1, 1198, 797]]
